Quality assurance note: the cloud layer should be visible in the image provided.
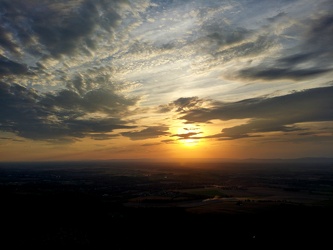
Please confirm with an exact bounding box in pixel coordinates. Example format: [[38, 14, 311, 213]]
[[0, 0, 150, 142], [176, 86, 333, 140], [239, 12, 333, 80], [0, 0, 332, 159], [0, 81, 136, 142]]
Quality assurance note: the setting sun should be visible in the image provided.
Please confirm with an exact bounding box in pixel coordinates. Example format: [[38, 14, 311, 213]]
[[181, 138, 198, 147], [176, 126, 202, 147]]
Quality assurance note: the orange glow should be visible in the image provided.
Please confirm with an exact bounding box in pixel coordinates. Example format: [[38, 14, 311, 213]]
[[176, 125, 201, 147], [180, 138, 199, 147]]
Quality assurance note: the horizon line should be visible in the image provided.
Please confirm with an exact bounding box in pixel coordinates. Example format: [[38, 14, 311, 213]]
[[1, 156, 333, 164]]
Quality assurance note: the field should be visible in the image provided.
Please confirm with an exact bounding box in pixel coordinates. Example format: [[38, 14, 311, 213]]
[[1, 159, 332, 248]]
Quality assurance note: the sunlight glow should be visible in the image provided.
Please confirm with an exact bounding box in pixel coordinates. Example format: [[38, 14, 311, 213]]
[[180, 138, 198, 147], [176, 125, 201, 147]]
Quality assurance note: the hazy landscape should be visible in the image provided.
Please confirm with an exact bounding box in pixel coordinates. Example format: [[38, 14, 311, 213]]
[[1, 159, 332, 248]]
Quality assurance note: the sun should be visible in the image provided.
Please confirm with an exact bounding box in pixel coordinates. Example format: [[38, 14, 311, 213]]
[[180, 137, 198, 147], [176, 126, 201, 147]]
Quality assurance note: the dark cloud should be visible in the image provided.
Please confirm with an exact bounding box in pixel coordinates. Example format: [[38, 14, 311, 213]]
[[204, 132, 260, 141], [156, 104, 173, 113], [0, 25, 19, 54], [121, 126, 170, 141], [160, 139, 176, 144], [66, 74, 91, 96], [0, 137, 25, 142], [66, 118, 132, 135], [177, 86, 333, 140], [306, 13, 333, 52], [141, 142, 162, 147], [240, 67, 330, 81], [0, 0, 128, 85], [204, 25, 249, 48], [218, 119, 300, 140], [266, 12, 287, 23], [216, 35, 273, 61], [195, 20, 273, 66], [0, 0, 143, 145], [157, 97, 207, 113], [0, 81, 136, 142], [41, 87, 138, 116], [238, 12, 333, 80], [0, 0, 124, 60], [173, 97, 203, 112], [0, 55, 30, 76], [171, 132, 202, 140]]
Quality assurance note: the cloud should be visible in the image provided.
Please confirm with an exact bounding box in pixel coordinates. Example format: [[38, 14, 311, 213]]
[[1, 0, 332, 152], [238, 12, 333, 80], [88, 133, 119, 141], [160, 139, 177, 144], [0, 0, 151, 90], [199, 132, 260, 141], [0, 81, 136, 142], [157, 97, 209, 113], [0, 0, 153, 143], [239, 68, 331, 81], [171, 132, 202, 140], [41, 87, 138, 115], [121, 126, 170, 141], [141, 142, 161, 147], [177, 86, 333, 140], [0, 55, 30, 76], [173, 97, 204, 112], [0, 0, 126, 60]]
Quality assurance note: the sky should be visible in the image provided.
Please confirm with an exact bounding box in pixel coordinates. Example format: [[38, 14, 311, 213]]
[[0, 0, 332, 161]]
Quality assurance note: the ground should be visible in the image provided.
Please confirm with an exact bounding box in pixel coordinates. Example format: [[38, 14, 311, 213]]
[[1, 159, 332, 248]]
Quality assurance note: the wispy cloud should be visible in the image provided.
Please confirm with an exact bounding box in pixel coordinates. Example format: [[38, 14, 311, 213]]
[[176, 86, 333, 140], [171, 131, 202, 140], [238, 12, 333, 80], [121, 125, 170, 141]]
